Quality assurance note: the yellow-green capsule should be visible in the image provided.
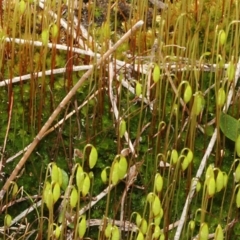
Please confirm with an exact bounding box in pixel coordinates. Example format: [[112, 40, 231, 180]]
[[41, 29, 49, 46], [235, 135, 240, 157], [11, 182, 18, 198], [111, 225, 120, 240], [183, 84, 192, 104], [207, 177, 216, 197], [4, 214, 12, 228], [189, 220, 195, 231], [82, 174, 90, 197], [57, 167, 63, 187], [171, 149, 178, 164], [193, 92, 205, 116], [45, 188, 53, 210], [105, 224, 112, 238], [227, 61, 235, 82], [101, 168, 108, 184], [136, 231, 144, 240], [54, 225, 61, 239], [140, 218, 148, 234], [89, 146, 98, 169], [70, 187, 78, 208], [153, 63, 161, 83], [181, 157, 189, 171], [152, 195, 161, 216], [154, 173, 163, 193], [217, 88, 226, 108], [51, 163, 59, 184], [153, 225, 161, 238], [111, 162, 119, 185], [78, 215, 87, 238], [19, 0, 26, 15], [199, 222, 209, 240], [216, 171, 224, 192], [136, 213, 142, 227], [236, 188, 240, 208], [53, 182, 61, 203], [215, 224, 224, 240], [234, 164, 240, 183], [135, 81, 142, 97], [76, 165, 84, 192], [118, 155, 128, 179], [119, 119, 126, 138], [51, 24, 59, 38], [219, 30, 226, 46], [196, 181, 201, 192]]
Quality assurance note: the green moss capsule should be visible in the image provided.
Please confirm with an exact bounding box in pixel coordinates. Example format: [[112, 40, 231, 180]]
[[199, 222, 209, 240], [235, 135, 240, 157], [154, 173, 163, 193], [119, 119, 126, 138], [101, 168, 108, 184], [140, 218, 148, 234], [152, 195, 161, 216], [215, 224, 224, 240], [183, 84, 192, 104], [11, 182, 18, 198], [111, 225, 120, 240], [76, 165, 84, 192], [207, 177, 216, 197], [236, 188, 240, 208], [70, 187, 78, 209], [4, 214, 12, 228], [136, 213, 142, 227], [153, 63, 161, 83], [111, 162, 119, 185], [82, 174, 90, 197], [153, 225, 161, 238], [219, 30, 226, 46], [89, 146, 98, 169], [78, 215, 87, 238], [189, 220, 195, 231], [136, 231, 144, 240], [217, 88, 226, 108], [216, 171, 224, 192], [118, 155, 128, 179], [181, 157, 189, 171], [171, 149, 178, 164], [51, 163, 59, 184], [193, 92, 205, 116], [105, 224, 112, 238], [234, 164, 240, 183], [51, 24, 59, 38], [227, 61, 235, 82], [19, 0, 26, 15], [41, 29, 49, 46], [135, 81, 142, 97], [53, 182, 61, 203]]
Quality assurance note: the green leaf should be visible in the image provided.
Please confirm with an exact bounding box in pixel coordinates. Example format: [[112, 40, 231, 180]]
[[220, 113, 240, 141]]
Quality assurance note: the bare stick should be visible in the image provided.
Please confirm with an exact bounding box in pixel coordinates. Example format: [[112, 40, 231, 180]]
[[0, 20, 144, 201]]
